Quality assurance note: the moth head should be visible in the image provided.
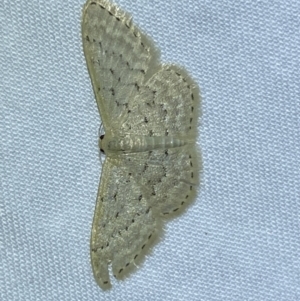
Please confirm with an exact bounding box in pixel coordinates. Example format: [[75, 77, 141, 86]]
[[99, 134, 105, 153]]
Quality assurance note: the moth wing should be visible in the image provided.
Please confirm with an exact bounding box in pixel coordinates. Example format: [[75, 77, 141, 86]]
[[123, 145, 199, 217], [117, 65, 199, 138], [91, 156, 158, 289], [82, 0, 156, 132]]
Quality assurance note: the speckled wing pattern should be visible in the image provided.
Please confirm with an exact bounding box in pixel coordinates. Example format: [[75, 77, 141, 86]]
[[82, 0, 200, 289]]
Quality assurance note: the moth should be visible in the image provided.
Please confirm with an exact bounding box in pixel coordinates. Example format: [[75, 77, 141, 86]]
[[82, 0, 200, 289]]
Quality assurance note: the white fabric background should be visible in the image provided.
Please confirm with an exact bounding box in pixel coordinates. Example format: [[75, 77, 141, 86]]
[[1, 0, 299, 300]]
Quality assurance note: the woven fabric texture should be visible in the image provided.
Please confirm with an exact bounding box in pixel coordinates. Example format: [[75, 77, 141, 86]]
[[1, 0, 299, 300]]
